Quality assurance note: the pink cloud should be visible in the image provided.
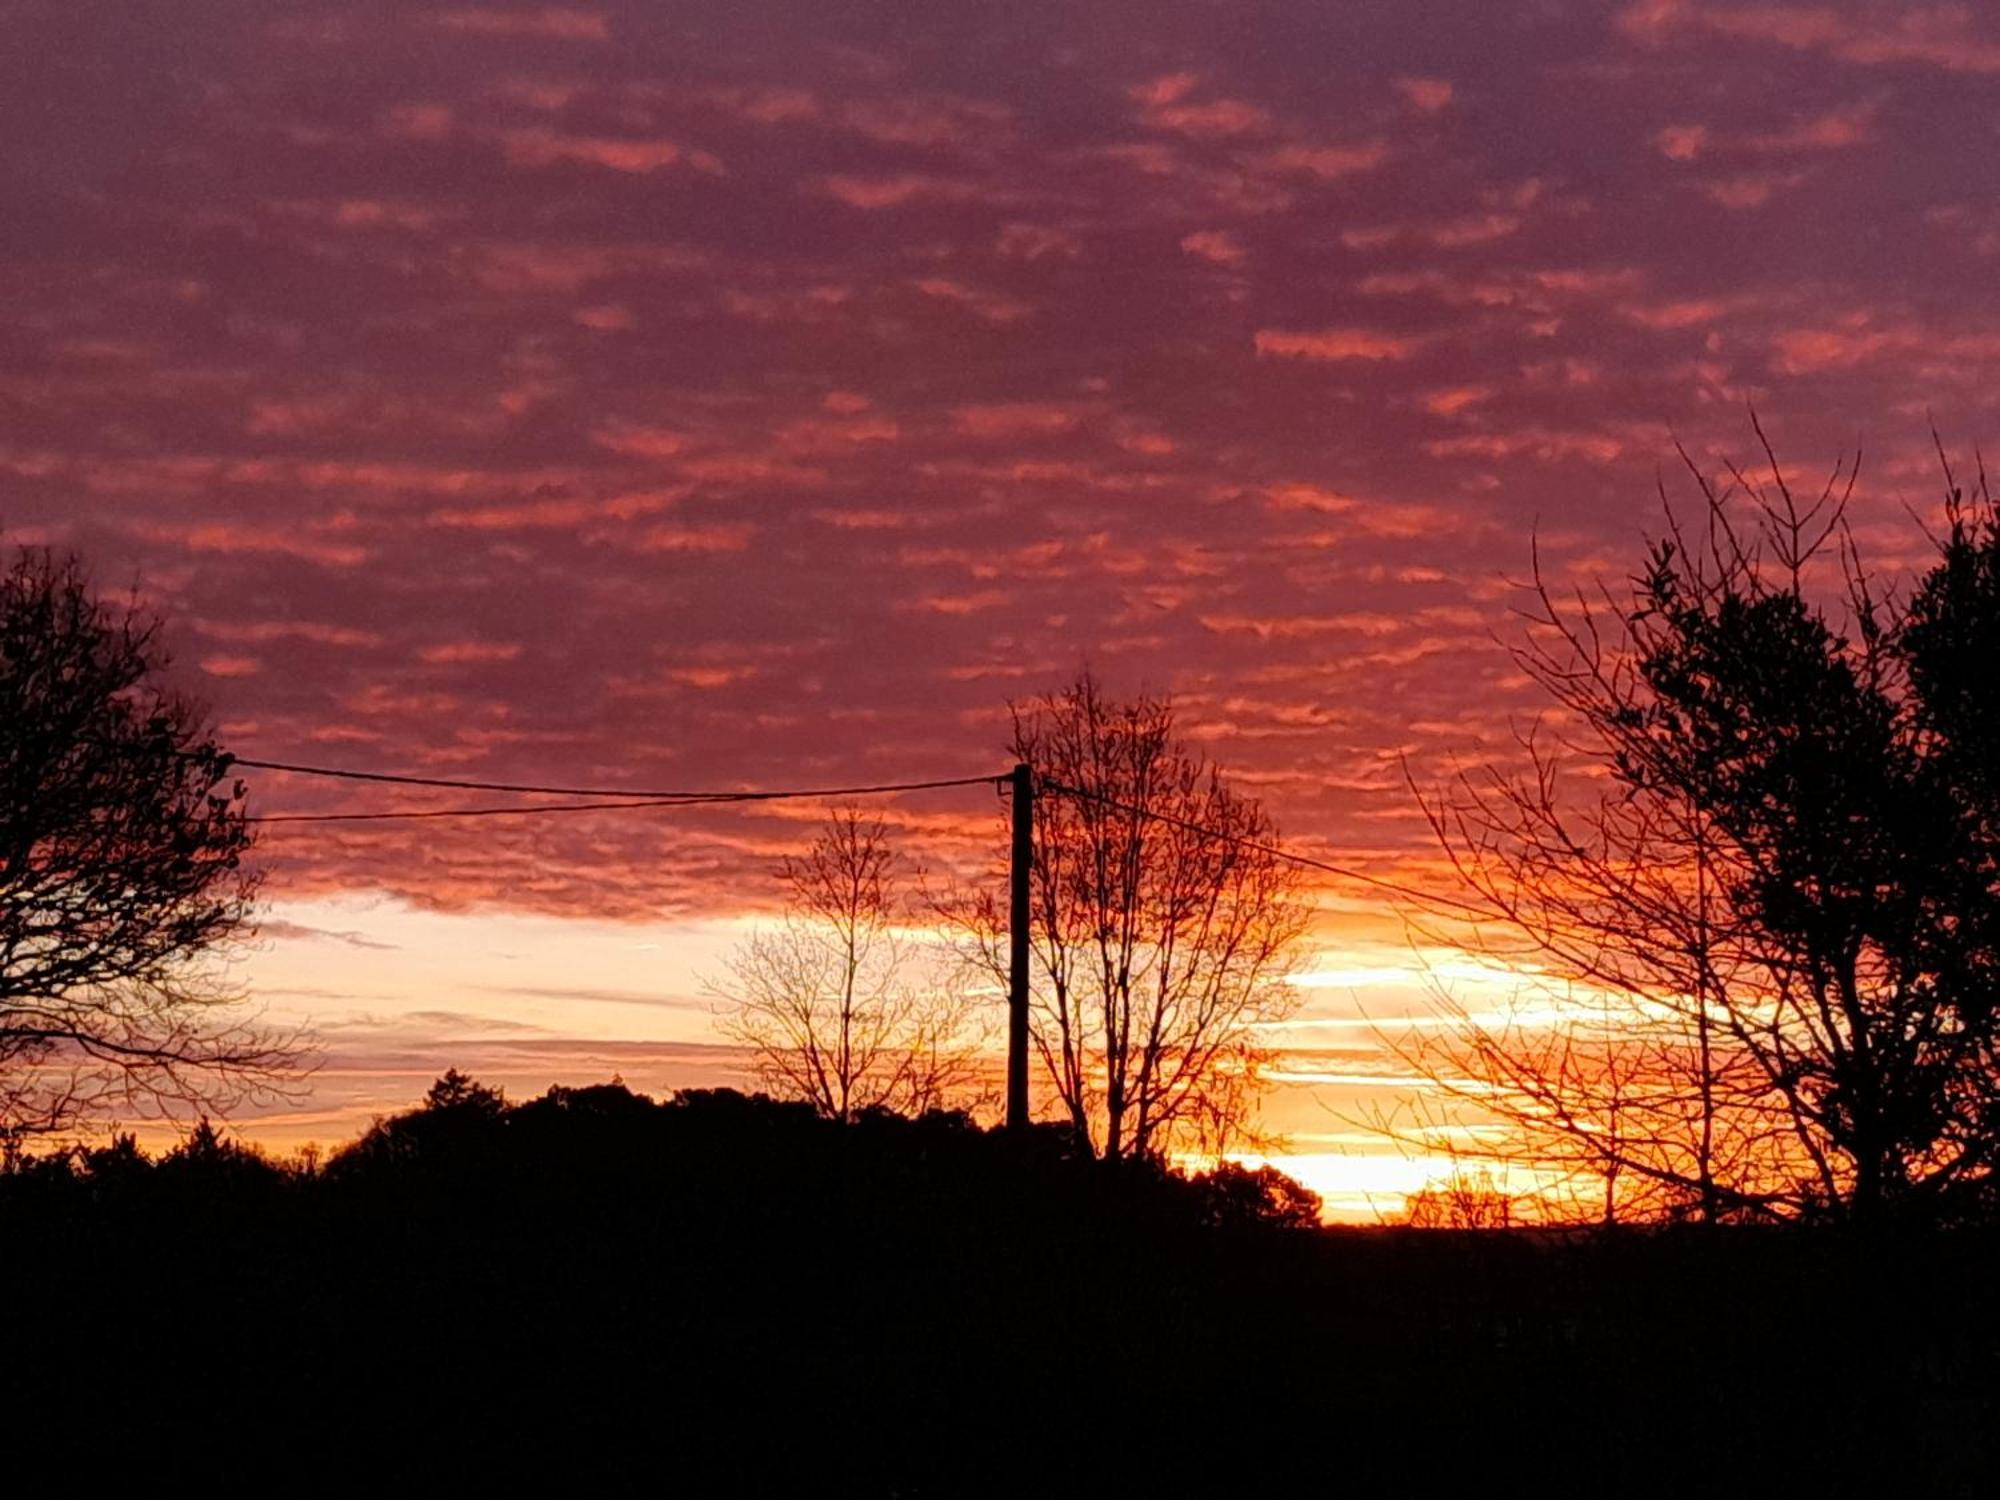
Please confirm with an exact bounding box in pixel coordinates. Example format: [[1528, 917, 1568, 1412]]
[[1749, 102, 1878, 151], [591, 423, 687, 459], [816, 174, 985, 209], [1144, 97, 1272, 138], [200, 654, 263, 678], [1253, 327, 1419, 361], [573, 304, 634, 331], [996, 222, 1082, 260], [1655, 123, 1709, 160], [838, 95, 1010, 148], [1631, 3, 2000, 74], [634, 523, 756, 553], [382, 103, 454, 140], [1394, 77, 1455, 112], [1702, 170, 1806, 208], [131, 521, 370, 568], [1180, 229, 1247, 267], [951, 403, 1080, 438], [502, 128, 721, 174], [912, 277, 1031, 324], [1421, 386, 1494, 416], [429, 8, 610, 41], [1259, 141, 1391, 179], [418, 642, 526, 665]]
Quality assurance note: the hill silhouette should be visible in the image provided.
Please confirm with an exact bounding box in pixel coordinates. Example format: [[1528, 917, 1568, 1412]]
[[1, 1077, 1993, 1494]]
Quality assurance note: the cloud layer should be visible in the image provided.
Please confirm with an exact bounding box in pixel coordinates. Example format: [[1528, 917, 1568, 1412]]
[[6, 1, 1998, 930]]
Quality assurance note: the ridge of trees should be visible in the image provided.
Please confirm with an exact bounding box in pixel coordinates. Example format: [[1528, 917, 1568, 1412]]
[[0, 1070, 1324, 1234]]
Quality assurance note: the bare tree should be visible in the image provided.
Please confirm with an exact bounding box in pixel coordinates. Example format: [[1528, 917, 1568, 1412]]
[[1402, 1165, 1516, 1229], [0, 544, 301, 1143], [952, 674, 1308, 1161], [1402, 433, 2000, 1225], [713, 808, 989, 1122]]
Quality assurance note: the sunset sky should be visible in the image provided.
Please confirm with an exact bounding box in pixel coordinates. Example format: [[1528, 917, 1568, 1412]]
[[8, 0, 1999, 1215]]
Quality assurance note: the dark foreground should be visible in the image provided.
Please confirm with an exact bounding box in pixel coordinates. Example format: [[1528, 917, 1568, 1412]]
[[4, 1084, 1994, 1495]]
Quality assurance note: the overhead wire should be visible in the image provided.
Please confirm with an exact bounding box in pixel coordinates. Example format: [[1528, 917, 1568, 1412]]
[[252, 796, 724, 825], [218, 753, 1003, 804], [213, 747, 1486, 915], [1035, 777, 1492, 920]]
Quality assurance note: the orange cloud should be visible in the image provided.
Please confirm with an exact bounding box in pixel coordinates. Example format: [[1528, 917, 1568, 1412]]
[[1253, 327, 1419, 361], [1259, 141, 1390, 180], [1128, 72, 1198, 107], [1655, 123, 1709, 160], [951, 403, 1079, 438], [1421, 386, 1494, 416], [418, 642, 526, 665], [200, 655, 263, 678], [634, 523, 756, 553]]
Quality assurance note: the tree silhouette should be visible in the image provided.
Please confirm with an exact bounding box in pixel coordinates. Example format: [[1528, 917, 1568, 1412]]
[[1407, 436, 2000, 1224], [712, 809, 988, 1122], [1402, 1166, 1515, 1229], [0, 543, 299, 1142], [952, 673, 1308, 1160]]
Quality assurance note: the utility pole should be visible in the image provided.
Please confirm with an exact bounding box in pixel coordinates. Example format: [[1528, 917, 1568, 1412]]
[[1006, 761, 1033, 1134]]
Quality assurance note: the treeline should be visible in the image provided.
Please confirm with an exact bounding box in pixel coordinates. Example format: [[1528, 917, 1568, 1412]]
[[1, 1074, 1994, 1493], [0, 1070, 1321, 1232]]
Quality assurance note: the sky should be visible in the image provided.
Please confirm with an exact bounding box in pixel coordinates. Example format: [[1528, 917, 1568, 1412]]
[[7, 0, 2000, 1216]]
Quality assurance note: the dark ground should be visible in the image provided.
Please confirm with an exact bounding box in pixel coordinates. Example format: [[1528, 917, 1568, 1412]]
[[3, 1085, 1993, 1495]]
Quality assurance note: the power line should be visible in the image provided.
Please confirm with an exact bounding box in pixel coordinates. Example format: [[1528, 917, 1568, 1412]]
[[221, 753, 1002, 804], [251, 796, 720, 825], [225, 747, 1485, 917], [1037, 777, 1491, 920]]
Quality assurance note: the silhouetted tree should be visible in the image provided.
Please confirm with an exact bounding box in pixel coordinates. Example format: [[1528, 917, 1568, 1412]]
[[1402, 1167, 1516, 1229], [1191, 1160, 1324, 1230], [1409, 435, 2000, 1225], [713, 809, 988, 1123], [424, 1067, 506, 1117], [329, 1069, 511, 1177], [953, 673, 1308, 1160], [0, 543, 298, 1142]]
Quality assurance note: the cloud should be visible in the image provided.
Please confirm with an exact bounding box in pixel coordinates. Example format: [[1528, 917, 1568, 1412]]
[[429, 9, 611, 41], [1253, 327, 1420, 361], [418, 641, 525, 665], [1654, 123, 1709, 160], [1394, 77, 1455, 112], [912, 277, 1031, 324], [951, 402, 1080, 438], [501, 128, 723, 174], [815, 173, 989, 208], [1626, 2, 2000, 74], [260, 919, 401, 951], [1180, 229, 1248, 267], [1258, 141, 1391, 180], [6, 0, 1990, 949]]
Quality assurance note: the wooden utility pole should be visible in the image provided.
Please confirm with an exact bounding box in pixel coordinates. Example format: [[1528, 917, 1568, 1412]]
[[1006, 761, 1033, 1133]]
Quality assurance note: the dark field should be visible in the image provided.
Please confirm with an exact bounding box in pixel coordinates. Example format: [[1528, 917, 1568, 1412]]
[[4, 1087, 1992, 1496]]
